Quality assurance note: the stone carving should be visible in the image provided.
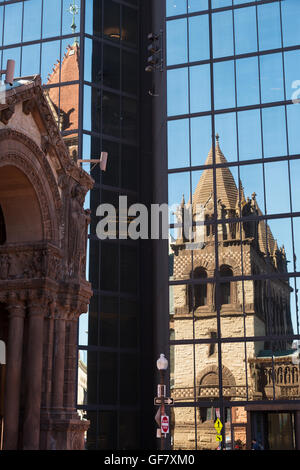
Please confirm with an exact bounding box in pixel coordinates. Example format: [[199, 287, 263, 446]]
[[0, 105, 15, 125], [68, 184, 90, 279]]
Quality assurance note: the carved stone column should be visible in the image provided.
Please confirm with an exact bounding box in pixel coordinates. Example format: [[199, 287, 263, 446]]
[[52, 310, 66, 412], [3, 298, 25, 450], [64, 317, 78, 415], [22, 300, 45, 450]]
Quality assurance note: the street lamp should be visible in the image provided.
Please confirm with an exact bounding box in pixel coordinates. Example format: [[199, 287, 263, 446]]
[[156, 354, 168, 450]]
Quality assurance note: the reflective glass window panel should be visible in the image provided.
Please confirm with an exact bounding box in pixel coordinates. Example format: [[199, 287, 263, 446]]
[[260, 53, 284, 104], [212, 10, 234, 59], [167, 19, 188, 66], [62, 0, 80, 36], [59, 84, 79, 131], [41, 40, 61, 84], [188, 15, 209, 62], [166, 0, 187, 17], [212, 0, 231, 7], [23, 0, 42, 43], [281, 0, 300, 48], [287, 104, 300, 155], [167, 68, 189, 116], [190, 115, 212, 167], [168, 172, 191, 224], [84, 38, 102, 84], [214, 60, 235, 110], [85, 0, 102, 37], [171, 407, 196, 450], [289, 159, 300, 213], [258, 2, 282, 52], [239, 163, 264, 211], [3, 2, 22, 45], [0, 7, 3, 47], [237, 109, 262, 161], [168, 118, 190, 169], [234, 6, 257, 55], [83, 85, 92, 131], [264, 161, 290, 215], [42, 0, 62, 38], [267, 218, 294, 274], [21, 44, 41, 76], [284, 50, 300, 103], [236, 56, 259, 107], [214, 113, 237, 163], [262, 106, 287, 159], [122, 6, 138, 46], [188, 0, 208, 12], [190, 64, 211, 113]]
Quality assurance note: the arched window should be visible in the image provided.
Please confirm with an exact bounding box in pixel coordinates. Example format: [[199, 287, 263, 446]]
[[193, 267, 207, 308], [220, 265, 233, 305], [0, 205, 6, 245]]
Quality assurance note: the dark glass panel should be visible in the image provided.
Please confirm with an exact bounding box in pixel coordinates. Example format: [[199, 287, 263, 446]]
[[120, 299, 138, 348], [98, 352, 118, 404], [121, 97, 137, 141], [102, 91, 120, 137], [122, 5, 138, 46], [120, 244, 138, 294], [99, 295, 119, 347], [103, 43, 120, 90], [87, 293, 99, 346], [121, 144, 138, 191], [122, 50, 138, 95], [98, 411, 118, 449], [120, 353, 138, 405], [100, 241, 119, 291], [103, 0, 120, 43]]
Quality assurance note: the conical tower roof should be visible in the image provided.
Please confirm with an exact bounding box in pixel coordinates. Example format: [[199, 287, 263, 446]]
[[193, 137, 238, 210]]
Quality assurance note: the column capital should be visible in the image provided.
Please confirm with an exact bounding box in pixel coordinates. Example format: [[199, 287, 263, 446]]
[[27, 301, 45, 318]]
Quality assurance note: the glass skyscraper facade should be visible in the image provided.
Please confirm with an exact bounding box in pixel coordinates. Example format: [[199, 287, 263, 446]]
[[163, 0, 300, 450]]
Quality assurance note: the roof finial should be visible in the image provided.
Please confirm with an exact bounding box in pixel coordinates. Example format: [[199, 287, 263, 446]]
[[216, 133, 219, 143]]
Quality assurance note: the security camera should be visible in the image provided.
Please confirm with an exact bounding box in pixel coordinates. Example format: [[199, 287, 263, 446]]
[[145, 65, 154, 73], [0, 59, 15, 86]]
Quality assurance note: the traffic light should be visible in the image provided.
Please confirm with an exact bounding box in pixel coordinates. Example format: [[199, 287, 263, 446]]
[[145, 32, 163, 72]]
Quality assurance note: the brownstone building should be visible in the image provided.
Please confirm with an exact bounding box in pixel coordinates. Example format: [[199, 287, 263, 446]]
[[170, 138, 299, 450], [0, 75, 93, 450]]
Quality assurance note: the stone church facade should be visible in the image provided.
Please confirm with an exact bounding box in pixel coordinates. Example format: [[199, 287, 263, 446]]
[[0, 75, 93, 450], [170, 138, 297, 449]]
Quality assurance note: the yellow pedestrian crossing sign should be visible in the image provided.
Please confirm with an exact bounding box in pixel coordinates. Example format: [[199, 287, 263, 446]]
[[214, 418, 223, 434], [216, 435, 222, 442]]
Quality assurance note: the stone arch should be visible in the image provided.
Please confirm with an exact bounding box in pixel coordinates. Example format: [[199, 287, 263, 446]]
[[197, 364, 236, 397], [0, 131, 62, 243]]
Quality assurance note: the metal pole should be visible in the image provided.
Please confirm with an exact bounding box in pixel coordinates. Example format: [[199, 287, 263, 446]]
[[160, 369, 165, 451]]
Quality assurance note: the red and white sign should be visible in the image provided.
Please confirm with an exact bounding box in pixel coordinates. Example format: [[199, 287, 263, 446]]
[[161, 415, 169, 434]]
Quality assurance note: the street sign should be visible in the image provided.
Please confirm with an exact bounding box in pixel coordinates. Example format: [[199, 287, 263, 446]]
[[216, 435, 222, 442], [154, 397, 174, 406], [214, 418, 223, 434], [161, 415, 169, 434]]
